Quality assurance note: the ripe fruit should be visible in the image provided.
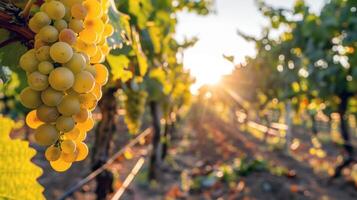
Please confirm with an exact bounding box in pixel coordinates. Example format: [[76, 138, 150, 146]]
[[19, 49, 39, 72], [65, 53, 86, 74], [50, 42, 73, 63], [20, 87, 42, 109], [49, 67, 74, 91], [36, 105, 60, 123], [56, 116, 75, 132], [61, 140, 76, 153], [75, 142, 89, 161], [50, 159, 72, 172], [41, 87, 64, 106], [73, 71, 95, 93], [20, 0, 113, 171], [44, 1, 66, 20], [45, 146, 61, 161], [25, 110, 43, 129], [38, 25, 59, 43], [27, 71, 49, 91], [38, 61, 54, 75], [59, 28, 77, 45], [34, 124, 59, 146], [57, 95, 80, 116], [35, 46, 51, 61]]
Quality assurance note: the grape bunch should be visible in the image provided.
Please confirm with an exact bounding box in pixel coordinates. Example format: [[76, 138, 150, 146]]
[[19, 0, 113, 172], [124, 89, 148, 134]]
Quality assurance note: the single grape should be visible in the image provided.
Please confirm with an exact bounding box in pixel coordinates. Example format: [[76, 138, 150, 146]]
[[38, 61, 54, 75], [59, 28, 77, 45], [45, 146, 61, 161], [44, 0, 66, 20], [64, 53, 86, 74], [64, 127, 80, 140], [50, 42, 73, 63], [57, 95, 81, 116], [71, 3, 87, 20], [73, 71, 95, 93], [78, 92, 97, 110], [61, 139, 76, 153], [20, 49, 39, 73], [41, 87, 64, 106], [73, 108, 89, 123], [75, 142, 89, 161], [94, 64, 108, 85], [69, 19, 84, 33], [34, 124, 59, 146], [54, 19, 68, 31], [49, 67, 74, 91], [50, 159, 72, 172], [36, 104, 60, 123], [25, 110, 44, 129], [38, 25, 59, 43], [56, 116, 75, 132], [35, 46, 51, 61], [61, 151, 78, 163], [27, 71, 49, 91], [20, 87, 42, 109]]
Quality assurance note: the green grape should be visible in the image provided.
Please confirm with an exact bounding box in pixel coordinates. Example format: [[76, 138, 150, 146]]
[[34, 124, 59, 146], [61, 139, 76, 153], [38, 61, 54, 75], [45, 145, 61, 161], [27, 71, 49, 91], [19, 49, 39, 73], [20, 87, 42, 109]]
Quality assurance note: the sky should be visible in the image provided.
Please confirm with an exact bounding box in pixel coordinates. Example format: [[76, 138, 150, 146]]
[[175, 0, 326, 92]]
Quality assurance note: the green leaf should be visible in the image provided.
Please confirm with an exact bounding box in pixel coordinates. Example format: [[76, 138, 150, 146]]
[[107, 0, 131, 49], [132, 28, 148, 76], [128, 0, 153, 29]]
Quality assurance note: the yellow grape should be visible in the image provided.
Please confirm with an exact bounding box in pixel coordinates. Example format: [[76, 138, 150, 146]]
[[64, 53, 86, 74], [76, 116, 94, 131], [34, 39, 47, 49], [84, 18, 104, 33], [64, 127, 80, 140], [61, 139, 76, 153], [83, 0, 102, 19], [19, 49, 39, 72], [38, 61, 54, 75], [59, 28, 77, 45], [100, 44, 110, 55], [45, 146, 61, 161], [84, 64, 97, 77], [27, 71, 49, 91], [69, 19, 84, 33], [29, 12, 51, 33], [90, 47, 104, 63], [50, 159, 72, 172], [50, 42, 73, 63], [60, 0, 83, 8], [71, 3, 87, 20], [61, 151, 78, 163], [49, 67, 74, 91], [41, 87, 64, 106], [54, 19, 68, 31], [75, 131, 87, 142], [44, 1, 66, 20], [75, 40, 97, 56], [94, 64, 108, 85], [57, 95, 81, 116], [101, 13, 109, 23], [78, 92, 97, 110], [56, 116, 75, 132], [79, 29, 98, 44], [75, 142, 88, 161], [103, 24, 114, 37], [91, 83, 102, 99], [25, 110, 44, 129], [73, 108, 89, 123], [36, 104, 60, 123], [34, 124, 59, 146], [35, 46, 51, 61], [38, 25, 59, 43], [73, 71, 95, 93], [20, 87, 42, 109]]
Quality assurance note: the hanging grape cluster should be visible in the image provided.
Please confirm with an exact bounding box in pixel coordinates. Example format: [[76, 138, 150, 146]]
[[124, 89, 148, 134], [19, 0, 113, 172]]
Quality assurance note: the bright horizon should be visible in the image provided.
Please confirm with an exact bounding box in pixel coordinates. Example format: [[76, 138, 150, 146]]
[[176, 0, 325, 92]]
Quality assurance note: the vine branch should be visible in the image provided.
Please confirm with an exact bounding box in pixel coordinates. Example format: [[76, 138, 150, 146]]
[[0, 1, 34, 48]]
